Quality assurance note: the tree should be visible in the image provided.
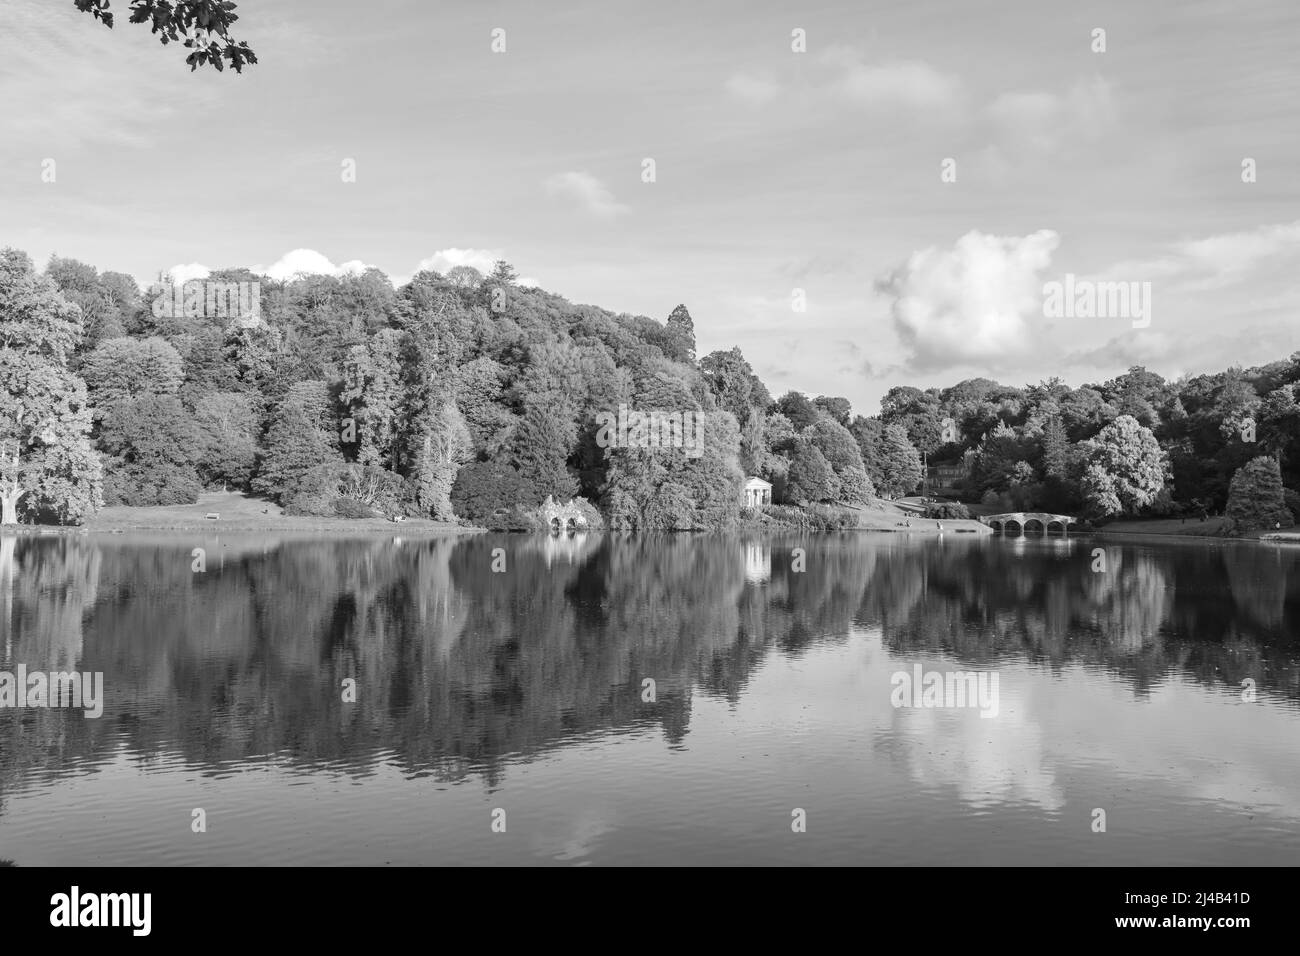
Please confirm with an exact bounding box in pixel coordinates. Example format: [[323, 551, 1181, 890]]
[[665, 304, 696, 363], [671, 411, 744, 529], [785, 440, 837, 504], [739, 410, 765, 476], [99, 395, 202, 505], [253, 402, 340, 501], [340, 330, 405, 468], [74, 0, 258, 73], [409, 401, 472, 520], [1059, 386, 1117, 440], [1078, 415, 1168, 518], [1100, 366, 1168, 429], [880, 386, 944, 455], [775, 391, 819, 430], [445, 265, 483, 289], [82, 336, 184, 407], [813, 396, 852, 427], [803, 416, 872, 503], [285, 462, 412, 518], [98, 271, 144, 334], [804, 417, 864, 474], [1226, 456, 1291, 533], [875, 423, 923, 497], [283, 379, 335, 436], [192, 391, 257, 489], [849, 415, 885, 489], [1041, 415, 1069, 479], [510, 401, 578, 503], [45, 256, 126, 348], [969, 420, 1032, 496], [699, 347, 770, 425], [0, 249, 102, 524], [837, 465, 875, 504], [643, 481, 697, 530], [451, 461, 532, 528], [489, 260, 518, 285]]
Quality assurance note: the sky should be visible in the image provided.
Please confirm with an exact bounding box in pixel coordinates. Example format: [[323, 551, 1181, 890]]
[[2, 0, 1299, 414]]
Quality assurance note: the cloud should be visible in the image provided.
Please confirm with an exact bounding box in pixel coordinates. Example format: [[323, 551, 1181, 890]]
[[1174, 221, 1300, 288], [400, 248, 537, 287], [157, 248, 540, 291], [876, 230, 1060, 372], [821, 49, 961, 111], [1099, 220, 1300, 292], [163, 263, 212, 285], [0, 3, 221, 151], [409, 248, 502, 277], [1069, 324, 1300, 375], [544, 171, 629, 219], [725, 72, 781, 106], [250, 249, 377, 282], [985, 76, 1115, 154]]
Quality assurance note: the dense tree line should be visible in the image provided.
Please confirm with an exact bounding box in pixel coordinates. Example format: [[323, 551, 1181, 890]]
[[2, 246, 1297, 529], [878, 369, 1300, 528]]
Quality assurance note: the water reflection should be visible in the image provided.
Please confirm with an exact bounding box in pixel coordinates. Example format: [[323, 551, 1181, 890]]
[[0, 532, 1297, 864]]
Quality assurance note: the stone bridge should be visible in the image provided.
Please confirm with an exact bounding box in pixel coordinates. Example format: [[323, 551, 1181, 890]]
[[981, 512, 1076, 535], [539, 496, 590, 533]]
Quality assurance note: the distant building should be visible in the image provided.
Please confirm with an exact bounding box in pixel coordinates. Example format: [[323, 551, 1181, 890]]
[[743, 476, 772, 508], [928, 462, 969, 492]]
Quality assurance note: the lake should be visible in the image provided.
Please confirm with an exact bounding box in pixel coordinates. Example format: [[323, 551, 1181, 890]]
[[1, 531, 1297, 866]]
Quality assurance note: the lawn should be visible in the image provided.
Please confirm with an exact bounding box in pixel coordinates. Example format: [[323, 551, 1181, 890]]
[[78, 491, 474, 534]]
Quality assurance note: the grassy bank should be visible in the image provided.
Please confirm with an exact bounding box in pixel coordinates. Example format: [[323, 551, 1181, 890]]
[[742, 498, 993, 535], [2, 492, 479, 535], [1091, 516, 1286, 538]]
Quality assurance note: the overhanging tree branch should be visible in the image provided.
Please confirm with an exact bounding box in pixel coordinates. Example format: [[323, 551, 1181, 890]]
[[73, 0, 258, 73]]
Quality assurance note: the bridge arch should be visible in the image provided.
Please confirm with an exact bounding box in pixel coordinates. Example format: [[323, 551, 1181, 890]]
[[981, 512, 1076, 536], [540, 496, 590, 535]]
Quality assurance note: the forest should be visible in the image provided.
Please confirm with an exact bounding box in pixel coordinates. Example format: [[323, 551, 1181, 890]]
[[1, 246, 1298, 530]]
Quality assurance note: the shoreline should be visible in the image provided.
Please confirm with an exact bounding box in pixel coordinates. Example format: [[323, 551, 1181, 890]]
[[0, 520, 483, 536]]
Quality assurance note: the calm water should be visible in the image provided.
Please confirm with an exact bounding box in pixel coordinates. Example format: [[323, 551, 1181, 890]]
[[0, 531, 1298, 866]]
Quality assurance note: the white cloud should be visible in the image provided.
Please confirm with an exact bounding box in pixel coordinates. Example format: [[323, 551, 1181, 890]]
[[725, 72, 781, 106], [396, 248, 538, 287], [821, 49, 961, 111], [1175, 221, 1300, 288], [163, 263, 212, 286], [410, 248, 502, 276], [251, 248, 380, 282], [544, 171, 629, 219], [1099, 220, 1300, 292], [876, 230, 1060, 372], [155, 248, 540, 291]]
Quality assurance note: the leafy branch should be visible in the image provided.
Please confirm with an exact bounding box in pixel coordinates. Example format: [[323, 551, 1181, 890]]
[[73, 0, 257, 73]]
